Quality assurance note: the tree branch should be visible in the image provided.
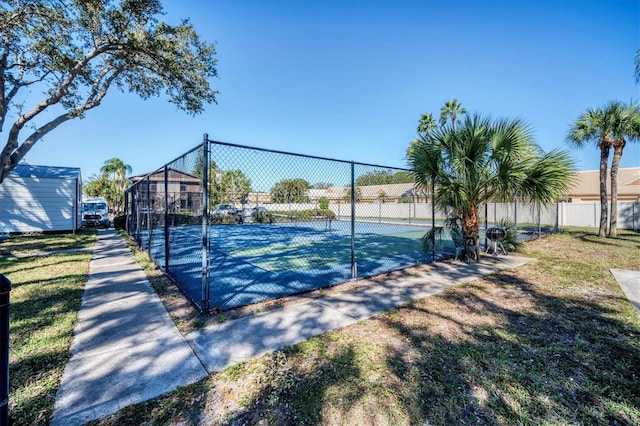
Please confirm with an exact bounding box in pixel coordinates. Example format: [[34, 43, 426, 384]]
[[3, 64, 122, 177], [5, 44, 115, 146]]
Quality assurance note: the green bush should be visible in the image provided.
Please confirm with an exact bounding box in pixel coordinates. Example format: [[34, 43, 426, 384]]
[[253, 211, 275, 223], [318, 197, 329, 210], [210, 214, 241, 225], [269, 209, 336, 222], [309, 208, 336, 220], [113, 215, 126, 229], [497, 218, 522, 252], [166, 213, 200, 227]]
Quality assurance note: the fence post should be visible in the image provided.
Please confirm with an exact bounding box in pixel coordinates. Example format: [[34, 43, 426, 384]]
[[350, 162, 356, 280], [431, 175, 435, 261], [537, 204, 541, 239], [146, 176, 151, 254], [125, 188, 129, 234], [164, 165, 169, 272], [201, 134, 210, 312], [0, 274, 11, 426], [484, 203, 488, 249], [514, 196, 518, 232]]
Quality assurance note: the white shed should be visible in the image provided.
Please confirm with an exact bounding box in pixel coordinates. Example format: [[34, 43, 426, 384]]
[[0, 164, 82, 233]]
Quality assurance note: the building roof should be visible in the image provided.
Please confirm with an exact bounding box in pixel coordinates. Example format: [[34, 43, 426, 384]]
[[10, 164, 81, 180], [569, 167, 640, 199], [129, 168, 200, 183]]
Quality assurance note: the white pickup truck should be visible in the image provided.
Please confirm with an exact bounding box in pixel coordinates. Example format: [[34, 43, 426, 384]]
[[82, 197, 110, 228]]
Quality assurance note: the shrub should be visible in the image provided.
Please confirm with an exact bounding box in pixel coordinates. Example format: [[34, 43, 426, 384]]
[[167, 213, 200, 227], [211, 214, 241, 225], [318, 197, 329, 210], [113, 215, 127, 229], [253, 211, 275, 223]]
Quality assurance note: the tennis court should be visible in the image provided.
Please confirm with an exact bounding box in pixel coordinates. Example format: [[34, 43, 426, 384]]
[[127, 138, 457, 312], [142, 219, 440, 310]]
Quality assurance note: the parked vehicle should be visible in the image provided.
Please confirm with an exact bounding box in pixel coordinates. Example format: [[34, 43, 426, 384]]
[[82, 197, 110, 228], [213, 204, 238, 217]]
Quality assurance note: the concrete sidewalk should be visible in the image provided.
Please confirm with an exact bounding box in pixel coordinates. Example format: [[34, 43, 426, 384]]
[[187, 255, 532, 373], [52, 229, 533, 425], [610, 269, 640, 315], [51, 230, 208, 426]]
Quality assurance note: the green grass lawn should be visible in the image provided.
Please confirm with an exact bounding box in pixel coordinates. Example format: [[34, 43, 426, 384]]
[[0, 230, 96, 426]]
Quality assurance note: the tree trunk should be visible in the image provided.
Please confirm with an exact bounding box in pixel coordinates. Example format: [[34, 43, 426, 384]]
[[461, 205, 479, 238], [609, 141, 625, 238], [598, 145, 609, 238]]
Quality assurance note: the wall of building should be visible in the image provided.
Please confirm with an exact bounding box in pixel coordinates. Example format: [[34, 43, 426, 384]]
[[0, 176, 80, 233]]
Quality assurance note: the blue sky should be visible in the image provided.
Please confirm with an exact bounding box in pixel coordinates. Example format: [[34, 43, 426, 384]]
[[21, 0, 640, 181]]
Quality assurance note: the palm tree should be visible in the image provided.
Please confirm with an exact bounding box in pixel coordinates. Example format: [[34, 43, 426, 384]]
[[439, 98, 467, 129], [100, 157, 132, 213], [409, 114, 575, 247], [417, 112, 438, 136], [101, 157, 132, 181], [567, 101, 640, 237]]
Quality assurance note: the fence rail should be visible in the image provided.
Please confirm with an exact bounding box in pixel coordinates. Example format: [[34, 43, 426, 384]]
[[125, 136, 640, 313]]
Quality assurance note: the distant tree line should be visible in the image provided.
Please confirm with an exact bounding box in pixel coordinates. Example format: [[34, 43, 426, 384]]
[[355, 170, 413, 186]]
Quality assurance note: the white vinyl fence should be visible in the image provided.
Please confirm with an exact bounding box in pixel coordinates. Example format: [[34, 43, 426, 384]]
[[265, 201, 640, 231]]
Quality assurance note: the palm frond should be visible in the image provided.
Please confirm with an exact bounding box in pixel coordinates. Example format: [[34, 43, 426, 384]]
[[420, 226, 448, 253], [497, 218, 522, 252]]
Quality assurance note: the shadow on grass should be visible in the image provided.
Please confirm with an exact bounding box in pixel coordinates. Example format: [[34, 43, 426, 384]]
[[6, 258, 87, 426], [79, 229, 640, 424], [575, 229, 640, 247], [0, 230, 96, 254], [223, 346, 360, 425], [93, 346, 362, 425], [0, 256, 90, 280], [379, 272, 640, 425]]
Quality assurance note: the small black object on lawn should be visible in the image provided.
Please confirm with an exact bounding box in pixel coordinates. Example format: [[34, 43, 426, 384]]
[[0, 274, 11, 426]]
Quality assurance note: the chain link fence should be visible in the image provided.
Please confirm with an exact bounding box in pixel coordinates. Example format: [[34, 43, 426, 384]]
[[126, 137, 561, 313]]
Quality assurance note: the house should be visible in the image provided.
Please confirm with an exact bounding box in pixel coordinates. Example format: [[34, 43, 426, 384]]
[[0, 164, 82, 233], [129, 168, 202, 213], [567, 167, 640, 202]]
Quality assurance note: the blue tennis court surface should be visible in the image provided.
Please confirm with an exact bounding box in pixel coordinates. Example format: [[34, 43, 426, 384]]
[[143, 220, 440, 311]]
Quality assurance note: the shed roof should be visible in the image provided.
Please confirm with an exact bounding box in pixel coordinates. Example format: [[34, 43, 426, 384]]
[[10, 164, 81, 180]]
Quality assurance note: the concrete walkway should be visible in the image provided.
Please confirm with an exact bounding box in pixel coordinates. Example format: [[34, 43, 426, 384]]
[[51, 230, 208, 426], [610, 269, 640, 315], [187, 255, 532, 373], [52, 229, 533, 425]]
